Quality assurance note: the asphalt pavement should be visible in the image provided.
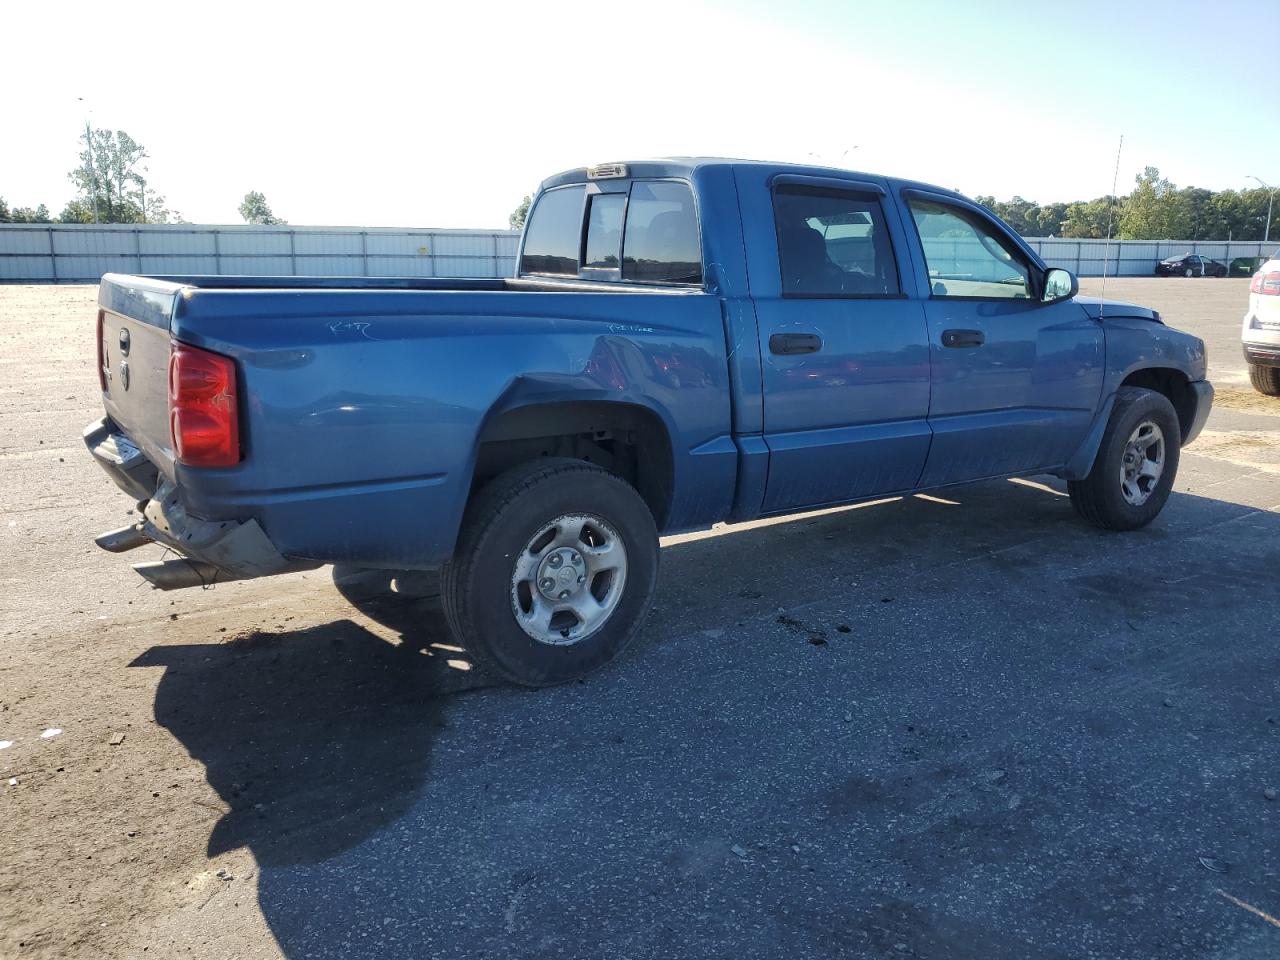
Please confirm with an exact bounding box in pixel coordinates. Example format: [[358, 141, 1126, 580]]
[[2, 281, 1278, 960]]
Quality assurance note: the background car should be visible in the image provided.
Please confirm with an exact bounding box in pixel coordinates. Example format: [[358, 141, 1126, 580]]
[[1243, 253, 1280, 395], [1155, 253, 1229, 277]]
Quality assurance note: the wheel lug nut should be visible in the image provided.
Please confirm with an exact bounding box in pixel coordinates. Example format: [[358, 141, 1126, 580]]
[[577, 575, 585, 584], [540, 578, 554, 590], [559, 590, 569, 599], [549, 555, 562, 568], [571, 553, 582, 565]]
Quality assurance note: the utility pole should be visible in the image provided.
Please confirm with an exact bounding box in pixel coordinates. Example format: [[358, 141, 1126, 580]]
[[1250, 176, 1276, 245], [79, 98, 100, 223]]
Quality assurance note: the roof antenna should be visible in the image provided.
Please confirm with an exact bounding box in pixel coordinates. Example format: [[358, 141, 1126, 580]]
[[1099, 134, 1124, 320]]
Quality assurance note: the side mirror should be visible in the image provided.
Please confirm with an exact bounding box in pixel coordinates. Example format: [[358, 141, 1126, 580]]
[[1042, 267, 1078, 304]]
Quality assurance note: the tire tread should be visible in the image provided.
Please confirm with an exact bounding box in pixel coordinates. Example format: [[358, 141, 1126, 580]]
[[1249, 362, 1280, 396]]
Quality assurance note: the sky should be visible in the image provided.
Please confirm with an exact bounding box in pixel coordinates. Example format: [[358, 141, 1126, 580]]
[[3, 0, 1277, 228]]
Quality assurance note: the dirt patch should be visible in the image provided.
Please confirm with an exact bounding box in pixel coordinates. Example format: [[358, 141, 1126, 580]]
[[1211, 385, 1280, 415]]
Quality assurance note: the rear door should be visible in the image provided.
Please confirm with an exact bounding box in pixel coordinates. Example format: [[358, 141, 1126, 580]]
[[901, 192, 1103, 486], [740, 172, 932, 513]]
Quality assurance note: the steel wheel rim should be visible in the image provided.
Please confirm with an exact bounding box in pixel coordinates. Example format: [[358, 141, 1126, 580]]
[[510, 513, 628, 646], [1119, 419, 1165, 506]]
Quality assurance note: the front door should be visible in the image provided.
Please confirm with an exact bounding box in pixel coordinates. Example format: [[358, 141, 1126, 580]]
[[753, 178, 932, 513], [904, 193, 1104, 488]]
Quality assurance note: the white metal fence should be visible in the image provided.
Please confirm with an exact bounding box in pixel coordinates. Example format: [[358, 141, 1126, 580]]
[[0, 223, 520, 283], [0, 223, 1275, 283], [1025, 238, 1276, 277]]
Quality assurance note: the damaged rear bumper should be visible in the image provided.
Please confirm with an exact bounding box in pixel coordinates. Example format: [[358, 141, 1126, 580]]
[[84, 417, 318, 589]]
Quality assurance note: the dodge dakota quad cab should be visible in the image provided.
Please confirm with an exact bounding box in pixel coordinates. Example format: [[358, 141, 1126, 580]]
[[86, 159, 1213, 686]]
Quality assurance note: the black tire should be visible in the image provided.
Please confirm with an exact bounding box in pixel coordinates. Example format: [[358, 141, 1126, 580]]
[[1068, 386, 1181, 531], [441, 458, 659, 687], [1250, 362, 1280, 396]]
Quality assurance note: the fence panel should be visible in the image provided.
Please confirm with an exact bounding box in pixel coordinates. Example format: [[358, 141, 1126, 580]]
[[1023, 237, 1275, 277], [1, 223, 1275, 284], [0, 223, 522, 283]]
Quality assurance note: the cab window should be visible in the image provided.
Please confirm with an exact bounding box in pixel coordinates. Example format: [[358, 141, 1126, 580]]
[[908, 198, 1032, 299], [622, 182, 701, 283], [583, 194, 626, 270], [519, 185, 585, 276], [773, 185, 901, 297]]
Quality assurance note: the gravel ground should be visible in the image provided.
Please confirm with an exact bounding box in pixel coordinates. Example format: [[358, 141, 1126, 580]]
[[1, 281, 1278, 960]]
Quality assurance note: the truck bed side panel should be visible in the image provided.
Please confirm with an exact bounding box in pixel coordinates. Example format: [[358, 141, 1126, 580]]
[[169, 288, 735, 567]]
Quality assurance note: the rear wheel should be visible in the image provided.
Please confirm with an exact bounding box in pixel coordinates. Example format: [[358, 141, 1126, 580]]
[[441, 459, 658, 687], [1250, 362, 1280, 396], [1068, 387, 1181, 531]]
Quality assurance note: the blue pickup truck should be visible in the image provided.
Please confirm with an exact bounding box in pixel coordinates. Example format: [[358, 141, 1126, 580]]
[[86, 158, 1212, 685]]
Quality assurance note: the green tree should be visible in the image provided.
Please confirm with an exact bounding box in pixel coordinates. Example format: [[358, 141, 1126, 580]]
[[67, 128, 153, 223], [973, 196, 1064, 237], [509, 195, 531, 230], [3, 197, 55, 223], [974, 173, 1273, 242], [993, 196, 1041, 236], [9, 203, 52, 223], [1032, 202, 1069, 237], [1117, 166, 1191, 240], [1060, 197, 1116, 238], [131, 175, 178, 224], [59, 198, 97, 223], [238, 190, 285, 225], [1208, 188, 1271, 240], [1170, 187, 1228, 241]]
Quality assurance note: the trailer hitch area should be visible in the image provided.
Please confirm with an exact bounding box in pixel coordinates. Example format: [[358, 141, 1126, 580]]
[[93, 479, 315, 589]]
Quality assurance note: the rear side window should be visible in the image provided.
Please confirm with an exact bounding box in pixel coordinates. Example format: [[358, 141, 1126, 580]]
[[773, 186, 901, 297], [622, 182, 701, 283], [520, 185, 585, 275]]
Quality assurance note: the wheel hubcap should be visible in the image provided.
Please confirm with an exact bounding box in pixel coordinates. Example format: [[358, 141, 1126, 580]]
[[1119, 420, 1165, 506], [510, 514, 628, 646]]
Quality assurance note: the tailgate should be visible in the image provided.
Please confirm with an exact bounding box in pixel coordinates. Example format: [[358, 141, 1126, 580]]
[[97, 274, 186, 472]]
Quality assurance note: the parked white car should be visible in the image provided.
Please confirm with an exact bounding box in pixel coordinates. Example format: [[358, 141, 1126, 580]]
[[1244, 253, 1280, 395]]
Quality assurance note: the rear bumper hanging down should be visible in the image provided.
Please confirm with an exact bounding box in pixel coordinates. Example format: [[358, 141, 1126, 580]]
[[86, 418, 318, 589]]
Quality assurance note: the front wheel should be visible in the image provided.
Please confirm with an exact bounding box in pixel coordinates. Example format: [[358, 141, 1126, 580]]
[[1184, 267, 1194, 278], [1068, 387, 1181, 531], [441, 459, 658, 687], [1250, 362, 1280, 396]]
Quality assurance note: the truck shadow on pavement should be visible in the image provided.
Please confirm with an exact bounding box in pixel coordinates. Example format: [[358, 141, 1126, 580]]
[[133, 477, 1280, 959], [129, 584, 493, 868]]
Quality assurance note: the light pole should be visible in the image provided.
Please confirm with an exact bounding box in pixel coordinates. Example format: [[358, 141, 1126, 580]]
[[1250, 175, 1276, 245], [78, 97, 100, 224]]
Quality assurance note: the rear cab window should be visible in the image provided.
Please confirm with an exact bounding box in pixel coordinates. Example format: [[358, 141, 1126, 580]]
[[519, 185, 585, 276], [622, 182, 702, 283], [519, 179, 702, 286]]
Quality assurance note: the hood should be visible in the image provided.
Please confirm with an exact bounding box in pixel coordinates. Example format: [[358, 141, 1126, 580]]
[[1074, 296, 1162, 324]]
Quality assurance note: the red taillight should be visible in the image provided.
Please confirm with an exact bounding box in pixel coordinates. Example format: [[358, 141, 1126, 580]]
[[96, 310, 107, 391], [168, 343, 240, 467], [1252, 271, 1280, 296]]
